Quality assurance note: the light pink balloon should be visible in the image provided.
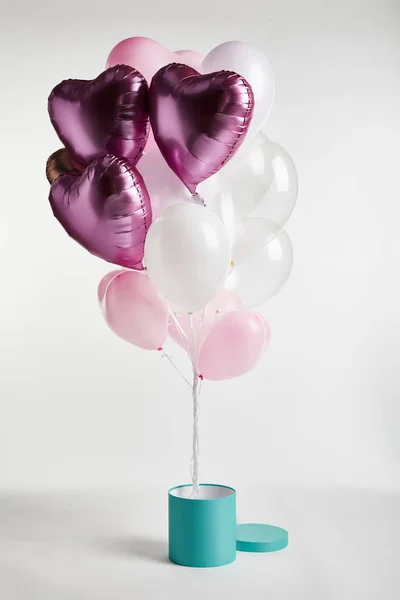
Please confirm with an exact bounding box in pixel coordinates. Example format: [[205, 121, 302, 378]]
[[174, 49, 204, 72], [98, 269, 124, 305], [99, 270, 169, 350], [106, 37, 205, 152], [169, 290, 242, 357], [198, 310, 270, 381]]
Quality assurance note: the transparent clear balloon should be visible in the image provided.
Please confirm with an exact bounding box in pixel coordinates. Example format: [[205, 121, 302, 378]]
[[231, 217, 277, 265], [224, 229, 293, 308], [200, 133, 298, 262]]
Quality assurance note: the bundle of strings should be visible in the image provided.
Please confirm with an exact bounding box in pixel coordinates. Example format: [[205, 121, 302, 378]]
[[167, 310, 202, 499]]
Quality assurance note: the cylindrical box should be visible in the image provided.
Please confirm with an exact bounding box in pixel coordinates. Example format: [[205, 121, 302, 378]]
[[168, 483, 236, 568]]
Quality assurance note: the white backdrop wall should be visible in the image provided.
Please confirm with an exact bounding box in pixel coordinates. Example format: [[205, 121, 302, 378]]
[[0, 0, 399, 491]]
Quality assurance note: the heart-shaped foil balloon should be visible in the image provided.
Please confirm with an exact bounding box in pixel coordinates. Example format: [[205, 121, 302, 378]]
[[48, 153, 152, 270], [149, 63, 254, 194], [48, 65, 149, 166], [46, 148, 79, 184]]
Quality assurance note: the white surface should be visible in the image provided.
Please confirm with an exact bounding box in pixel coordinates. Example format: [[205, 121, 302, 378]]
[[0, 485, 399, 599]]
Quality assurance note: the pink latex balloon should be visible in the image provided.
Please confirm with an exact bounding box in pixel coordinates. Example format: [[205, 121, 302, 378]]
[[49, 154, 152, 270], [98, 269, 124, 305], [149, 64, 254, 193], [99, 270, 169, 350], [106, 37, 204, 152], [198, 310, 270, 381], [169, 290, 242, 356], [48, 65, 149, 166], [106, 37, 205, 85], [174, 49, 204, 72]]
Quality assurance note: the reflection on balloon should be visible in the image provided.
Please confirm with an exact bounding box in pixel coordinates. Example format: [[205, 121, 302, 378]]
[[145, 203, 231, 312], [46, 148, 78, 184], [250, 136, 298, 227], [98, 269, 124, 306], [200, 133, 298, 245], [225, 229, 293, 308], [231, 217, 276, 265]]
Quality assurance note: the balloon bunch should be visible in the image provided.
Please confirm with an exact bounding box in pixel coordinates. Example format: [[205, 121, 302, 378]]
[[46, 36, 298, 495]]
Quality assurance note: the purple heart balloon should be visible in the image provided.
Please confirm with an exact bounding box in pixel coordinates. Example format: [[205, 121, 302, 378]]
[[48, 153, 152, 270], [149, 63, 254, 194], [48, 65, 149, 166]]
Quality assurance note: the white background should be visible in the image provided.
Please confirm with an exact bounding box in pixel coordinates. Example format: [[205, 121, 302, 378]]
[[0, 1, 399, 598], [1, 0, 398, 492]]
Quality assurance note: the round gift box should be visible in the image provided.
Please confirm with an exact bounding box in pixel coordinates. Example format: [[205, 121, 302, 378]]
[[168, 483, 236, 568]]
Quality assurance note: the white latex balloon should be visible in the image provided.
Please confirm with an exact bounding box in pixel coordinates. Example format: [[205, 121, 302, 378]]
[[202, 42, 275, 142], [225, 230, 293, 308], [137, 151, 191, 221], [144, 203, 231, 312]]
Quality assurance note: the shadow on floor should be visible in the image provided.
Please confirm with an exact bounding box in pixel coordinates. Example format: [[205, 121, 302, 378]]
[[92, 535, 169, 564]]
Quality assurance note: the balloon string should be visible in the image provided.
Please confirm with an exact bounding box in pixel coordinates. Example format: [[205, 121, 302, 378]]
[[160, 350, 192, 388], [199, 307, 206, 332], [189, 313, 201, 498], [168, 308, 202, 497], [168, 309, 193, 363]]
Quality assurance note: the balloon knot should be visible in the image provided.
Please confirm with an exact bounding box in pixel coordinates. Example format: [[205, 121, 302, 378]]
[[157, 347, 163, 351], [191, 192, 205, 206], [198, 374, 204, 380], [230, 260, 235, 268]]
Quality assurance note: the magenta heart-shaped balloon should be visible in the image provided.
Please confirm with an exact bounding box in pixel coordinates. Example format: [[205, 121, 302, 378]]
[[49, 154, 152, 270], [48, 65, 149, 166], [149, 63, 254, 194]]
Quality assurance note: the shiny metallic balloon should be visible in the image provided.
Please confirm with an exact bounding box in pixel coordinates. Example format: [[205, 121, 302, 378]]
[[149, 63, 254, 194], [48, 153, 152, 270], [48, 65, 149, 166], [46, 148, 78, 184], [202, 41, 275, 144]]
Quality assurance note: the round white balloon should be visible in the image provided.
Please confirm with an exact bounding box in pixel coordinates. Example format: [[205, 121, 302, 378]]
[[144, 203, 231, 312], [202, 41, 275, 143], [225, 229, 293, 307]]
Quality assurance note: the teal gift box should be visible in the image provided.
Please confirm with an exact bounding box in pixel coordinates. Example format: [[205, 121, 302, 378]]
[[168, 483, 236, 568]]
